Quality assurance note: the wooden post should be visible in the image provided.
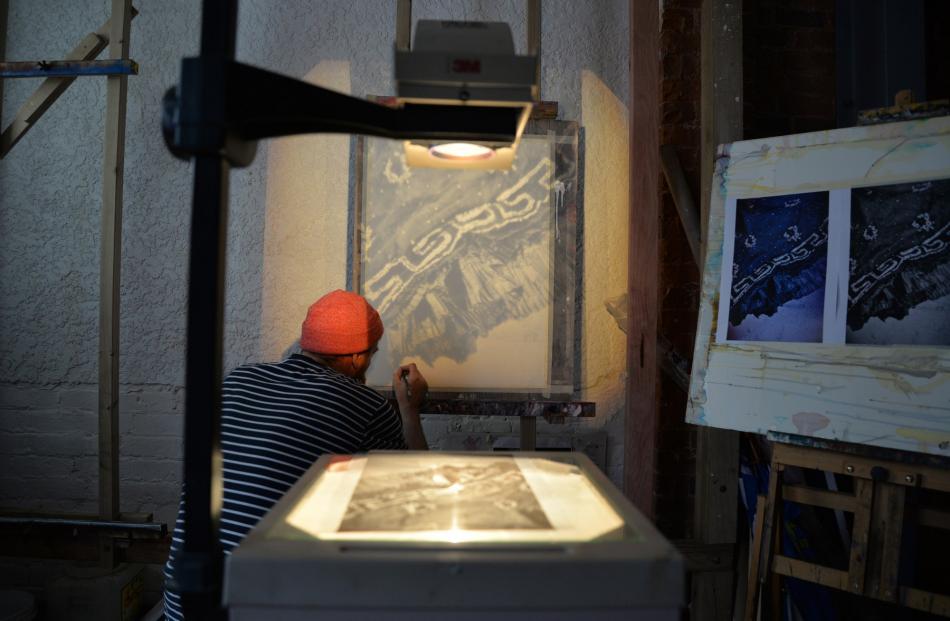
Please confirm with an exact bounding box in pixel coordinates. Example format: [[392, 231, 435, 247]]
[[847, 478, 874, 594], [693, 0, 742, 619], [527, 0, 540, 98], [700, 0, 742, 256], [868, 482, 905, 601], [98, 0, 132, 536], [748, 457, 782, 621], [624, 0, 660, 519], [743, 495, 767, 621], [395, 0, 411, 51], [660, 144, 702, 267], [0, 0, 7, 126], [1, 28, 107, 156], [519, 417, 537, 451]]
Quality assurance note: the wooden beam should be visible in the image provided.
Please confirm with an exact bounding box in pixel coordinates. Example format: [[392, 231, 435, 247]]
[[857, 98, 949, 126], [527, 0, 540, 99], [847, 478, 873, 594], [0, 58, 137, 78], [772, 561, 950, 616], [743, 495, 767, 621], [519, 417, 537, 451], [782, 484, 858, 512], [918, 507, 950, 530], [624, 0, 660, 519], [657, 331, 690, 391], [98, 0, 133, 531], [0, 31, 105, 156], [407, 396, 595, 419], [531, 100, 557, 119], [773, 555, 849, 591], [0, 529, 170, 565], [0, 509, 154, 522], [745, 459, 780, 621], [0, 0, 8, 127], [395, 0, 411, 51], [773, 442, 950, 494], [693, 1, 742, 619], [674, 539, 736, 573], [660, 144, 702, 267], [867, 482, 905, 601], [900, 587, 950, 617], [693, 428, 740, 619], [700, 0, 742, 254], [0, 7, 138, 158]]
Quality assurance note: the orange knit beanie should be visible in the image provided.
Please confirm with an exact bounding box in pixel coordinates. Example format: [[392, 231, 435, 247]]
[[300, 290, 384, 355]]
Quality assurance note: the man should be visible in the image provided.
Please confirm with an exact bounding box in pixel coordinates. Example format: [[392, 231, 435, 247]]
[[163, 290, 428, 620]]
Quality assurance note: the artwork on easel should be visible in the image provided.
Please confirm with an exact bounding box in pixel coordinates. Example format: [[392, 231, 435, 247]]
[[716, 179, 950, 347], [351, 120, 579, 394], [721, 191, 830, 343], [689, 116, 950, 455], [847, 178, 950, 345]]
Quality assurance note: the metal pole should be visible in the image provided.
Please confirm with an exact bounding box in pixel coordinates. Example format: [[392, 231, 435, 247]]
[[178, 1, 237, 618]]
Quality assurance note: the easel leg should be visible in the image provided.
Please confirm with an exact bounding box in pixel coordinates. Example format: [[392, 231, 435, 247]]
[[744, 495, 767, 621], [745, 460, 782, 621], [869, 481, 906, 602], [768, 467, 785, 620], [848, 477, 873, 595]]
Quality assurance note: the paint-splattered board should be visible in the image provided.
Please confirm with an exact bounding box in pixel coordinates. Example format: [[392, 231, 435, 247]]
[[687, 116, 950, 455]]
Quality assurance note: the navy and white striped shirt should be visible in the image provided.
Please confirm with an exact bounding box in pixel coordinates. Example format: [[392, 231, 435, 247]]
[[164, 354, 405, 620]]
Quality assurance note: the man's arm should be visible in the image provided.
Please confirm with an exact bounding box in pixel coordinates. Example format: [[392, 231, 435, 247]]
[[393, 363, 429, 450]]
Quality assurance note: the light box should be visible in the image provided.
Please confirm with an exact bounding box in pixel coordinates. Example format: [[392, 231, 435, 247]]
[[284, 453, 624, 544], [225, 452, 683, 620]]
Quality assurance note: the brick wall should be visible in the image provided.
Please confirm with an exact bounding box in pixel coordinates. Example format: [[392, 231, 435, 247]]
[[0, 384, 184, 525], [0, 383, 184, 608], [743, 0, 837, 139]]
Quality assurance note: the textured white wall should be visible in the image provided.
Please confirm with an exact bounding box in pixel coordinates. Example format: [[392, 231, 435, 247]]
[[0, 0, 630, 563]]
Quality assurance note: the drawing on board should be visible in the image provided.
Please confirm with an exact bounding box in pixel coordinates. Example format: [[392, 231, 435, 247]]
[[847, 178, 950, 345], [338, 455, 551, 532], [726, 191, 829, 342], [356, 122, 578, 391]]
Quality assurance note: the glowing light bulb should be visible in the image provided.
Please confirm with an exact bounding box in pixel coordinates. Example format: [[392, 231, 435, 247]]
[[428, 142, 495, 161]]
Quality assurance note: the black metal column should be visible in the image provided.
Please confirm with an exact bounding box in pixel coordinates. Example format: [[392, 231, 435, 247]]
[[178, 1, 237, 618]]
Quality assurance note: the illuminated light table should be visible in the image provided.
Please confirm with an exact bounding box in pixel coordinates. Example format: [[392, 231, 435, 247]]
[[225, 452, 683, 620]]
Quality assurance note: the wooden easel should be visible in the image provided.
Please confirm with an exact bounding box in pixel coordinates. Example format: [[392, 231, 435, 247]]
[[745, 432, 950, 620]]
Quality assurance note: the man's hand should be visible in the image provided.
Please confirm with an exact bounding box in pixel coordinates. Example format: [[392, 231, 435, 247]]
[[392, 363, 428, 450], [393, 363, 428, 410]]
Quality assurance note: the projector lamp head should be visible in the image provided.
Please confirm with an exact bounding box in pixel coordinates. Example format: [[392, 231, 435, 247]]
[[395, 20, 538, 169]]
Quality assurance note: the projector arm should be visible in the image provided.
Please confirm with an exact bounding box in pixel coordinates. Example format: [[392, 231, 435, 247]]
[[163, 58, 520, 167]]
